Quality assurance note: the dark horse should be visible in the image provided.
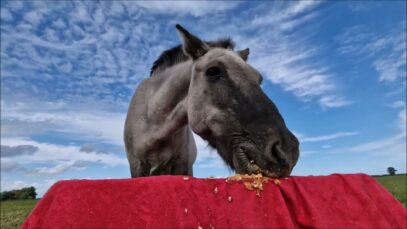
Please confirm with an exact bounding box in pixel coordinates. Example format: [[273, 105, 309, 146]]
[[124, 24, 299, 178]]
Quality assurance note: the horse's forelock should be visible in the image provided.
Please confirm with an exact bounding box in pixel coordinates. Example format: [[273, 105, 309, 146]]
[[150, 38, 235, 77]]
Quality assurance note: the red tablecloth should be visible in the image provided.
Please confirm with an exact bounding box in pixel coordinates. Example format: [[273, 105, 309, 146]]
[[22, 174, 406, 229]]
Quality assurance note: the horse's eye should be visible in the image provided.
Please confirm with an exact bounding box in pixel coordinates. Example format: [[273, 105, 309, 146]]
[[206, 67, 223, 81]]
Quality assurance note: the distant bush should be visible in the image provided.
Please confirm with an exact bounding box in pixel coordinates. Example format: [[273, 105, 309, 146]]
[[0, 187, 37, 201]]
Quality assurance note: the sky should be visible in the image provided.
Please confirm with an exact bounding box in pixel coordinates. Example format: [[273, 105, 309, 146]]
[[1, 1, 406, 197]]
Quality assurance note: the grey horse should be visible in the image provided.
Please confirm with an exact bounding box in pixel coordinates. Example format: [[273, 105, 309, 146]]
[[124, 24, 299, 178]]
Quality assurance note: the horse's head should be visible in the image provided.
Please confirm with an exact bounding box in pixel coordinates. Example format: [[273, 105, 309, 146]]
[[176, 25, 299, 177]]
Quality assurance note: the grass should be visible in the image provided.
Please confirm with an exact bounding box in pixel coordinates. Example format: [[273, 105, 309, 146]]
[[0, 199, 38, 229], [374, 174, 407, 207], [0, 175, 405, 228]]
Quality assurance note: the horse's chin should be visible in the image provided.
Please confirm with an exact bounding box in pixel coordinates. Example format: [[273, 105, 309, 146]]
[[232, 148, 288, 178]]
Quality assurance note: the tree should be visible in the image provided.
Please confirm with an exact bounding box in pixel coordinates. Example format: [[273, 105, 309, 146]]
[[0, 186, 37, 201], [0, 191, 15, 201], [387, 167, 397, 175]]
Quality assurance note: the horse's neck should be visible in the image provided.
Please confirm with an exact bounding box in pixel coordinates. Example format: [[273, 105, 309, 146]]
[[148, 61, 192, 136]]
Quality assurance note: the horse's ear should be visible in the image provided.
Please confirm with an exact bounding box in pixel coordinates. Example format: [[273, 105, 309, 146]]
[[237, 48, 250, 61], [176, 24, 209, 59]]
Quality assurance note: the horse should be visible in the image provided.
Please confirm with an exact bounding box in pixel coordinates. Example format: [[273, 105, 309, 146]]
[[124, 24, 299, 178]]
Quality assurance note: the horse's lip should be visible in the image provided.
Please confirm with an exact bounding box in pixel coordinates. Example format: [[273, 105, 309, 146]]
[[233, 147, 281, 178]]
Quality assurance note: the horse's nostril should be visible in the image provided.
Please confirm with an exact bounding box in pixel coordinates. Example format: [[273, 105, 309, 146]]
[[272, 144, 289, 167]]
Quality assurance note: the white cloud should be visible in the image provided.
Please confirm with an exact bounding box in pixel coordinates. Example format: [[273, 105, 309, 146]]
[[300, 131, 360, 143], [279, 12, 318, 31], [374, 54, 406, 82], [231, 1, 350, 108], [252, 44, 349, 107], [318, 96, 353, 108], [69, 1, 91, 24], [0, 179, 57, 198], [0, 97, 128, 179], [389, 100, 405, 109], [34, 179, 58, 198], [43, 28, 60, 42], [27, 161, 88, 176], [80, 144, 97, 153], [1, 137, 127, 174], [300, 150, 320, 157], [92, 7, 105, 26], [289, 0, 321, 14], [298, 107, 406, 175], [0, 180, 30, 192], [1, 98, 126, 146], [7, 1, 25, 12], [29, 163, 73, 175], [336, 26, 375, 55], [23, 10, 43, 28], [109, 2, 125, 17], [336, 23, 406, 83], [129, 1, 240, 17], [1, 145, 39, 157], [1, 8, 14, 22], [252, 1, 320, 27], [57, 61, 73, 73], [323, 107, 406, 160], [193, 134, 228, 169], [51, 18, 66, 29], [1, 161, 21, 172], [1, 5, 168, 105], [343, 134, 405, 156]]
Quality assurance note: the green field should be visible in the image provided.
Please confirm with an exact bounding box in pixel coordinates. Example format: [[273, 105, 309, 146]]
[[0, 199, 38, 229], [374, 174, 407, 207], [0, 175, 406, 229]]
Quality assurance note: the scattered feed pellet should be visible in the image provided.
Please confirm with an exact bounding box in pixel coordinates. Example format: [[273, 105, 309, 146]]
[[226, 173, 281, 197]]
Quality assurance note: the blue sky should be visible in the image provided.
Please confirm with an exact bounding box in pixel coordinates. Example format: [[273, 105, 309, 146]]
[[1, 1, 406, 197]]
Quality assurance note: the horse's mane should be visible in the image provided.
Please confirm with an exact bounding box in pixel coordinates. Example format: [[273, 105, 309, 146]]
[[150, 38, 235, 76]]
